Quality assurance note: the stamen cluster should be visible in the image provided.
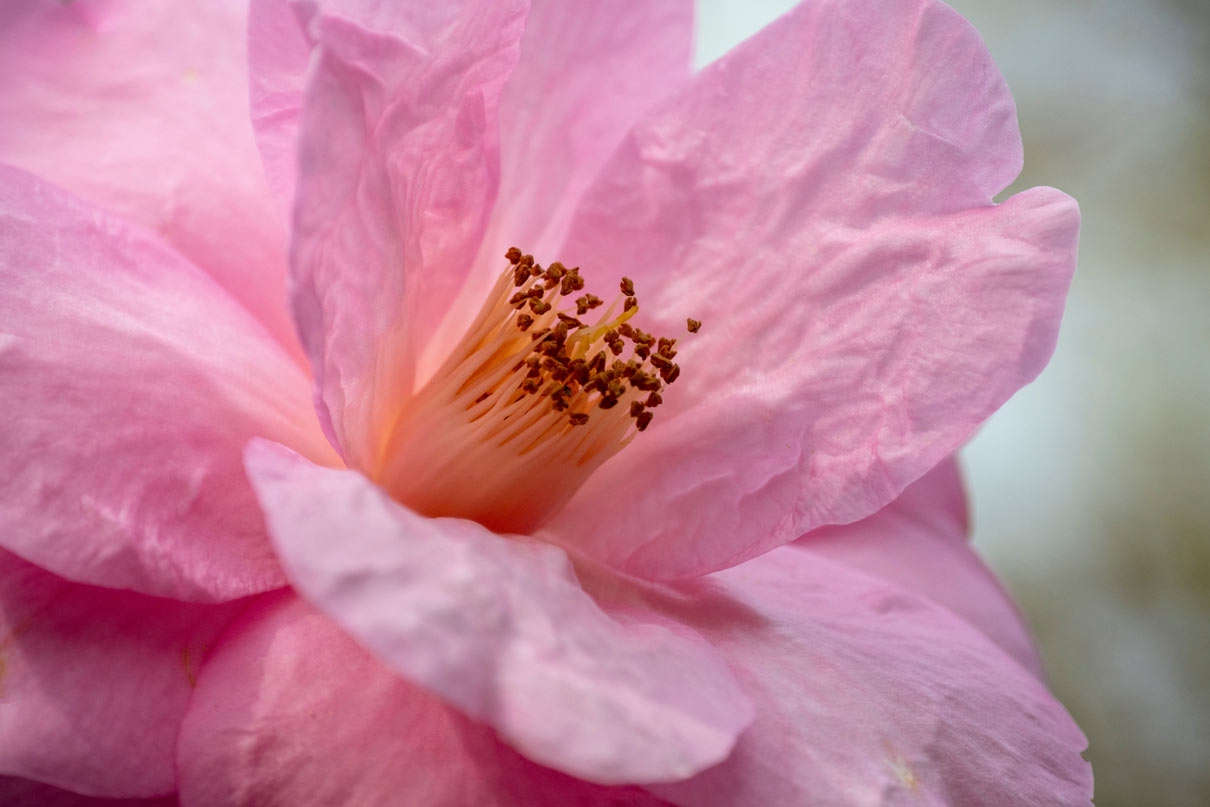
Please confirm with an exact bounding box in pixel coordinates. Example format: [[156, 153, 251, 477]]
[[502, 247, 684, 433]]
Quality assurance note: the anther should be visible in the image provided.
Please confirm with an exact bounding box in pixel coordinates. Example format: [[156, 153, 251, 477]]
[[620, 277, 635, 296]]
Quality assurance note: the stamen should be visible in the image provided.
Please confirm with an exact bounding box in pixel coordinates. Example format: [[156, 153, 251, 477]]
[[375, 248, 694, 533]]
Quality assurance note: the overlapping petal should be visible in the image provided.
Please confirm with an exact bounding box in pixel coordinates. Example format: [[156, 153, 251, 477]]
[[287, 0, 528, 467], [553, 0, 1078, 579], [177, 593, 674, 807], [0, 778, 175, 807], [0, 550, 244, 798], [0, 0, 297, 353], [580, 547, 1092, 806], [243, 440, 753, 785], [0, 165, 333, 600], [802, 457, 1044, 675]]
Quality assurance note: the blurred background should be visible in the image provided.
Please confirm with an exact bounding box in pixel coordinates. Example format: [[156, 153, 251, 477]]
[[696, 1, 1209, 804]]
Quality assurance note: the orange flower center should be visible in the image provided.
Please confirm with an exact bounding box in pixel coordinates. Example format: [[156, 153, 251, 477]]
[[374, 248, 695, 533]]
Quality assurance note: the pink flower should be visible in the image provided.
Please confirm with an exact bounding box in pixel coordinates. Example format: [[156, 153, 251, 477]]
[[0, 0, 1091, 804]]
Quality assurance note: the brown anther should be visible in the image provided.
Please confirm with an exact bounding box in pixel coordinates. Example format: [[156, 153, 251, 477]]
[[635, 410, 654, 432], [505, 246, 523, 264], [664, 364, 681, 384], [530, 299, 552, 315], [569, 412, 589, 426], [513, 266, 531, 286], [635, 345, 650, 359], [519, 253, 535, 267], [609, 340, 624, 356], [633, 328, 654, 345], [530, 327, 550, 342], [575, 294, 603, 315], [521, 377, 541, 393], [657, 337, 677, 358], [630, 371, 661, 392], [624, 297, 638, 312], [617, 323, 636, 339], [687, 318, 701, 333], [546, 262, 566, 280], [508, 291, 528, 306], [553, 322, 569, 342], [629, 400, 645, 418], [620, 277, 635, 296], [557, 313, 584, 328], [516, 313, 535, 331], [622, 360, 640, 379], [589, 351, 607, 374], [649, 352, 674, 371], [599, 396, 619, 409], [645, 392, 663, 408]]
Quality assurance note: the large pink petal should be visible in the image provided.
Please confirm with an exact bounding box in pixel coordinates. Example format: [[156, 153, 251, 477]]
[[178, 593, 674, 807], [0, 165, 334, 600], [0, 0, 297, 354], [288, 0, 528, 467], [243, 440, 753, 784], [553, 0, 1078, 579], [802, 457, 1045, 676], [583, 548, 1092, 806], [422, 0, 695, 378], [0, 550, 243, 798]]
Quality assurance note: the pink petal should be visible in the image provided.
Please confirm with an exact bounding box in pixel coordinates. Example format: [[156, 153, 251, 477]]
[[178, 593, 675, 807], [801, 457, 1045, 677], [0, 0, 297, 354], [582, 548, 1092, 806], [0, 778, 174, 807], [0, 165, 334, 600], [0, 550, 242, 798], [423, 0, 695, 378], [247, 0, 311, 214], [243, 440, 753, 784], [553, 0, 1078, 579], [288, 0, 528, 467]]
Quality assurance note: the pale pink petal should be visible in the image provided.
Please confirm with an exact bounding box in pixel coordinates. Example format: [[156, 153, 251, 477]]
[[243, 440, 753, 784], [178, 593, 674, 807], [0, 778, 174, 807], [0, 550, 242, 798], [0, 1, 297, 354], [0, 165, 334, 600], [288, 0, 528, 467], [582, 548, 1092, 806], [247, 0, 311, 214], [800, 457, 1045, 676], [552, 0, 1078, 579], [421, 0, 694, 379]]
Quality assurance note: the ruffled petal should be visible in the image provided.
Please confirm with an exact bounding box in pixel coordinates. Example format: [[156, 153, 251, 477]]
[[422, 0, 695, 378], [0, 0, 297, 353], [0, 165, 334, 600], [243, 440, 753, 784], [581, 548, 1092, 806], [801, 457, 1044, 676], [553, 0, 1078, 579], [0, 550, 243, 798], [178, 593, 674, 807], [288, 0, 528, 467]]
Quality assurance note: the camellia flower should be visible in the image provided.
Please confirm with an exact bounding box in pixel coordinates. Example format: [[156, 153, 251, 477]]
[[0, 0, 1092, 804]]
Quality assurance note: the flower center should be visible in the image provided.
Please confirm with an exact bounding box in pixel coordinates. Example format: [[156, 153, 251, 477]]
[[375, 248, 696, 533]]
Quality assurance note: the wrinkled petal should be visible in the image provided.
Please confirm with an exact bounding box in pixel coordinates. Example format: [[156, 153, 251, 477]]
[[0, 165, 334, 600], [288, 0, 528, 467], [423, 0, 695, 377], [244, 440, 753, 784], [0, 550, 243, 798], [581, 548, 1092, 806], [178, 593, 674, 807], [0, 0, 297, 353], [801, 457, 1044, 676], [247, 0, 311, 214], [554, 0, 1078, 579], [0, 778, 175, 807]]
